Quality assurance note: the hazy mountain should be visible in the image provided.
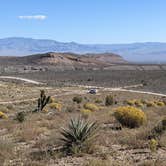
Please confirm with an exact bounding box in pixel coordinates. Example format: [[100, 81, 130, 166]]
[[0, 37, 166, 63]]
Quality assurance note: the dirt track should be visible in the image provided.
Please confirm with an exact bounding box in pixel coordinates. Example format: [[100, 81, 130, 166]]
[[0, 76, 166, 105]]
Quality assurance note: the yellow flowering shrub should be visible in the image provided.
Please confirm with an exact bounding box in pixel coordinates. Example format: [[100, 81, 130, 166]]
[[49, 103, 62, 111], [49, 97, 56, 103], [84, 103, 99, 112], [149, 139, 158, 152], [114, 106, 147, 128], [0, 111, 8, 119], [156, 101, 165, 107], [42, 108, 49, 113], [81, 109, 92, 119]]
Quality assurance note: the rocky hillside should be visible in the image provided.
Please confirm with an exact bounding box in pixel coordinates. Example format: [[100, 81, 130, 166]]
[[0, 52, 127, 72]]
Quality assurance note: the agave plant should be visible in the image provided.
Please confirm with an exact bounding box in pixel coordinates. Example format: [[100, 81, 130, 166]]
[[60, 117, 98, 154]]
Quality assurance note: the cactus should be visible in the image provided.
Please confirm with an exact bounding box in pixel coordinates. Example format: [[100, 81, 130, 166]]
[[37, 90, 51, 112]]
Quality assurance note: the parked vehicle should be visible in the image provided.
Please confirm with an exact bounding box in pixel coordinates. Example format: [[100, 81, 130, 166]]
[[88, 89, 97, 94]]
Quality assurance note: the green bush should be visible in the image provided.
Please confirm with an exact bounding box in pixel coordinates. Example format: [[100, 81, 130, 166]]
[[73, 96, 83, 104], [16, 112, 25, 123], [105, 95, 115, 106], [150, 117, 166, 138], [114, 106, 147, 128]]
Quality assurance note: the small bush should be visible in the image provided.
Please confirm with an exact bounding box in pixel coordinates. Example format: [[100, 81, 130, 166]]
[[125, 100, 136, 106], [156, 101, 165, 107], [105, 95, 114, 106], [146, 101, 157, 107], [65, 106, 78, 113], [49, 103, 62, 111], [49, 97, 56, 103], [42, 108, 49, 113], [114, 106, 147, 128], [81, 109, 92, 119], [0, 106, 9, 113], [135, 100, 144, 107], [73, 96, 83, 104], [150, 117, 166, 138], [95, 99, 102, 104], [84, 103, 99, 112], [16, 112, 25, 123], [0, 111, 8, 119], [149, 139, 158, 152]]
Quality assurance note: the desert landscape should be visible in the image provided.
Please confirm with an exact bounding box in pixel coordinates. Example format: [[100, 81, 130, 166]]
[[0, 52, 165, 166], [1, 1, 166, 165]]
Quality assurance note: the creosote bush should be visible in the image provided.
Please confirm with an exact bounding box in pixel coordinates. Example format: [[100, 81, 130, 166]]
[[60, 117, 98, 155], [114, 106, 147, 128], [73, 96, 83, 104], [150, 117, 166, 138], [16, 112, 25, 123], [84, 103, 99, 112], [105, 95, 114, 106]]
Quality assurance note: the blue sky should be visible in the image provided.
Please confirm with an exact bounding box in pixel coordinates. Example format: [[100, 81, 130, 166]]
[[0, 0, 166, 44]]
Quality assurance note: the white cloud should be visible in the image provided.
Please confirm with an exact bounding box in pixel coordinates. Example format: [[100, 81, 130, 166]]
[[18, 15, 47, 20]]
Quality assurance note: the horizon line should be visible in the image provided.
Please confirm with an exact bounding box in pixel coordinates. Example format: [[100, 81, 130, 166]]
[[0, 36, 166, 45]]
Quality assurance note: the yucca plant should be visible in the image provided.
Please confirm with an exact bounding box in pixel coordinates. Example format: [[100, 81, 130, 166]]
[[60, 117, 98, 155], [36, 90, 51, 112]]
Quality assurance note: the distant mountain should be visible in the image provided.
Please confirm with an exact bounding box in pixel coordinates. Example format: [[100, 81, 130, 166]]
[[0, 37, 166, 63]]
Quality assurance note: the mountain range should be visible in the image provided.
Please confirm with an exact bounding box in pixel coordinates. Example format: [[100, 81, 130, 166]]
[[0, 37, 166, 63]]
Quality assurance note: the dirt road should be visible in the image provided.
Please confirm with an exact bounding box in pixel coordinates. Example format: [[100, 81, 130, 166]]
[[0, 76, 165, 105]]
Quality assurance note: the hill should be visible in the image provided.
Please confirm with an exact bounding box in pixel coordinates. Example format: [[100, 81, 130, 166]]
[[0, 52, 127, 72], [0, 37, 166, 63]]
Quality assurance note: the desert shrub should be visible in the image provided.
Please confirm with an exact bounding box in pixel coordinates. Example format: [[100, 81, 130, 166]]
[[150, 117, 166, 138], [65, 105, 78, 113], [84, 103, 99, 112], [6, 104, 14, 110], [81, 109, 92, 119], [125, 99, 136, 106], [49, 96, 56, 103], [105, 95, 114, 106], [149, 139, 158, 152], [42, 108, 49, 113], [0, 111, 8, 119], [0, 106, 9, 113], [95, 99, 102, 104], [60, 118, 98, 155], [16, 112, 25, 123], [156, 101, 165, 107], [146, 101, 157, 107], [49, 103, 62, 111], [135, 100, 144, 107], [73, 96, 82, 104], [114, 106, 147, 128]]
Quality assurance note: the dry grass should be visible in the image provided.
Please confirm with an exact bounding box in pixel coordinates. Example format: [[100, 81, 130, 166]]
[[0, 82, 165, 165]]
